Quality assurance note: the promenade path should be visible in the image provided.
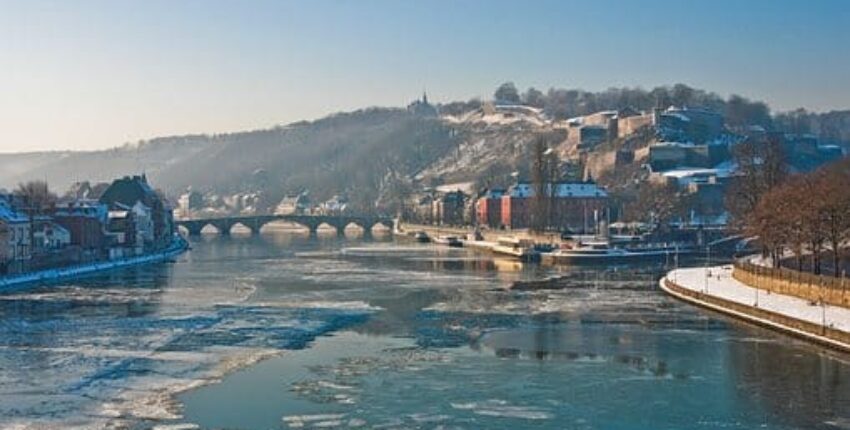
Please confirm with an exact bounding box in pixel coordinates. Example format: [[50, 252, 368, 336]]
[[663, 265, 850, 350]]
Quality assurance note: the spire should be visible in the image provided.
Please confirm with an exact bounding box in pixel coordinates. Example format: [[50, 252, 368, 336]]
[[422, 90, 428, 105]]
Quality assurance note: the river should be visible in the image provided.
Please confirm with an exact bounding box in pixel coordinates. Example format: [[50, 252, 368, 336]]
[[0, 230, 848, 429]]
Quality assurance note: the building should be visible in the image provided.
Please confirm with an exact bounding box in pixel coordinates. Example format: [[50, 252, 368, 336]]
[[65, 181, 109, 200], [566, 111, 618, 151], [274, 192, 310, 215], [0, 196, 31, 267], [656, 106, 724, 143], [105, 209, 134, 259], [0, 220, 8, 274], [617, 111, 655, 138], [407, 194, 436, 224], [32, 220, 71, 252], [500, 182, 608, 232], [407, 92, 438, 117], [131, 201, 155, 250], [177, 189, 204, 218], [648, 142, 729, 171], [99, 175, 174, 248], [318, 195, 349, 215], [475, 188, 505, 228], [432, 191, 466, 226], [53, 199, 108, 261]]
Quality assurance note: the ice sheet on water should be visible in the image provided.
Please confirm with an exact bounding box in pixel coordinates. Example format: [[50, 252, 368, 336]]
[[0, 290, 377, 428], [251, 300, 382, 311], [290, 345, 450, 408]]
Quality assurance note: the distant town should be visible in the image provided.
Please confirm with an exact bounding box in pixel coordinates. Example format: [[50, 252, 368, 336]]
[[0, 175, 179, 276], [168, 86, 846, 252]]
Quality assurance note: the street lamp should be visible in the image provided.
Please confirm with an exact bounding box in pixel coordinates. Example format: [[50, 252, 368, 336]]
[[754, 284, 759, 308], [673, 244, 679, 284], [704, 245, 710, 293]]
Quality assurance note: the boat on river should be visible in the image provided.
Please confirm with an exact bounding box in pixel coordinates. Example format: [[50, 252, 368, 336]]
[[413, 231, 431, 243], [541, 240, 694, 265], [491, 237, 541, 262], [434, 235, 464, 247]]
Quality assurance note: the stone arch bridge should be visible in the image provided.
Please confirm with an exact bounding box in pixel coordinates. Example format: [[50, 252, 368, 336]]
[[175, 214, 395, 237]]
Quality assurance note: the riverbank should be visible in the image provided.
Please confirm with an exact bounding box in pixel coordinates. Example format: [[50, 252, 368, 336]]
[[0, 234, 189, 290], [661, 265, 850, 352]]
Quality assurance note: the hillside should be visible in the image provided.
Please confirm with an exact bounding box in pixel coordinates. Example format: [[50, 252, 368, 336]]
[[0, 108, 460, 212], [2, 83, 848, 216]]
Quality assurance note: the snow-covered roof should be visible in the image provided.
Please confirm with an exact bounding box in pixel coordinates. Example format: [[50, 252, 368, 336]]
[[436, 182, 475, 195], [507, 182, 608, 199], [652, 141, 694, 148], [108, 210, 129, 219], [664, 112, 691, 122], [0, 200, 28, 223], [661, 167, 732, 179]]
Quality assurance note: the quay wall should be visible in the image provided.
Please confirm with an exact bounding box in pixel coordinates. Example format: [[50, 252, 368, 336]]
[[0, 236, 189, 290], [733, 261, 850, 309], [661, 277, 850, 352]]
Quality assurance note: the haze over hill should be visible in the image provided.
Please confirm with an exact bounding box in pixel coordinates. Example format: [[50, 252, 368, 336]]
[[1, 83, 848, 215]]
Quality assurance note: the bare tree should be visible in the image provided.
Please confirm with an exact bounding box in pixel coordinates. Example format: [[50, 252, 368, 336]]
[[746, 157, 850, 274], [529, 135, 560, 232], [726, 137, 788, 227], [817, 160, 850, 275], [530, 137, 548, 233], [14, 181, 57, 255], [494, 82, 520, 104]]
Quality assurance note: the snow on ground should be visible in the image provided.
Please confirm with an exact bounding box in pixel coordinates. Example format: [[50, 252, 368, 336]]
[[667, 265, 850, 333]]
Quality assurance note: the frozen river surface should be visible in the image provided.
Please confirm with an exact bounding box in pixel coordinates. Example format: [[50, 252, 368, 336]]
[[0, 232, 848, 429]]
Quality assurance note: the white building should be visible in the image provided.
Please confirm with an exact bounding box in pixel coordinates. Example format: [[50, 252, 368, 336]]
[[132, 201, 154, 251], [32, 220, 71, 252]]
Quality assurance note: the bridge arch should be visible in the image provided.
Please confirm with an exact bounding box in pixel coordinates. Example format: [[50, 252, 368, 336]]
[[177, 214, 394, 238]]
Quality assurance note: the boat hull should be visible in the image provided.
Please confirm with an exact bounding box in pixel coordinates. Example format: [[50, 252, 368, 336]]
[[542, 248, 694, 265]]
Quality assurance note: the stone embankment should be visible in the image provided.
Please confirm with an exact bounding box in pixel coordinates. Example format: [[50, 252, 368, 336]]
[[0, 235, 189, 291], [661, 265, 850, 352]]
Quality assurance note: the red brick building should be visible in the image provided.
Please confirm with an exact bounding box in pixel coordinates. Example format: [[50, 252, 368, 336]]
[[500, 182, 608, 232], [475, 188, 505, 228], [53, 199, 108, 260]]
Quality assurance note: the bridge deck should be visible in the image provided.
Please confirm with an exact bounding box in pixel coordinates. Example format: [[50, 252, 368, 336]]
[[175, 214, 394, 236]]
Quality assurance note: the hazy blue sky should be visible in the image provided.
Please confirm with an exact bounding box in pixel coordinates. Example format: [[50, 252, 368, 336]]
[[2, 0, 849, 152]]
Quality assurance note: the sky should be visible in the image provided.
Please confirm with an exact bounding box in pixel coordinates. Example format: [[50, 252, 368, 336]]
[[1, 0, 849, 152]]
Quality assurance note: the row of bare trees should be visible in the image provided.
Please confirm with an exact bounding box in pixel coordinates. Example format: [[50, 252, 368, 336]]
[[748, 158, 850, 276]]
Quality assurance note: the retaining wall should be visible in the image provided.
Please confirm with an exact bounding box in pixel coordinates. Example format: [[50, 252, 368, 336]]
[[662, 277, 850, 352], [733, 261, 850, 308]]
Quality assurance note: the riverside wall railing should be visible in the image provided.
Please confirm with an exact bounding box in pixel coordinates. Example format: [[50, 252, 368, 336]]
[[663, 277, 850, 349], [733, 261, 850, 308]]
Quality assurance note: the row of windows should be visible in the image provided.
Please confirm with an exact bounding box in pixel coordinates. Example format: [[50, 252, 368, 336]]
[[8, 226, 27, 242]]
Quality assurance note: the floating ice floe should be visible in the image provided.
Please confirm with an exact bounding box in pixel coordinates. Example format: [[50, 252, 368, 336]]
[[450, 399, 553, 420], [282, 413, 347, 428]]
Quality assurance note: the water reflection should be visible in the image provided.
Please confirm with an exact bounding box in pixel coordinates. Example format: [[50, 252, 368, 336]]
[[728, 335, 850, 429], [0, 231, 848, 429]]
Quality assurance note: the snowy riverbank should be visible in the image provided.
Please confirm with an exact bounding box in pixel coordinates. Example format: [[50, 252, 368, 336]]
[[661, 265, 850, 352], [0, 235, 189, 290]]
